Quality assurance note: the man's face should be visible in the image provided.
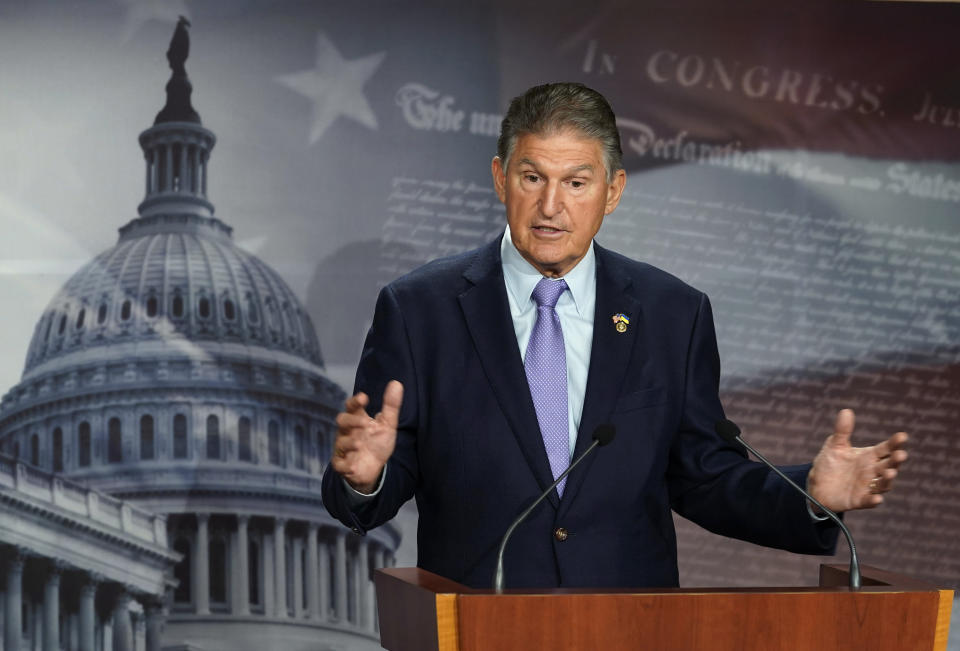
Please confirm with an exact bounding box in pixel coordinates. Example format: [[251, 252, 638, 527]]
[[492, 130, 626, 278]]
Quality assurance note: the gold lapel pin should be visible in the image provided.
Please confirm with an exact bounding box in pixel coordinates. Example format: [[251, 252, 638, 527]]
[[611, 313, 630, 333]]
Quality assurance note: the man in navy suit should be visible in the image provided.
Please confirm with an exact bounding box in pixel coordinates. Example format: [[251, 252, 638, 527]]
[[321, 83, 908, 589]]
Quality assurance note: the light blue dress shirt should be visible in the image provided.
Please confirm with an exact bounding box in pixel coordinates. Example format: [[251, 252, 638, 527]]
[[500, 224, 596, 460]]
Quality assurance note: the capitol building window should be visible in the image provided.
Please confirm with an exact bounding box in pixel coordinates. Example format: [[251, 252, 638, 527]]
[[52, 426, 63, 471], [238, 416, 252, 461], [108, 417, 123, 463], [173, 414, 188, 459], [77, 422, 91, 467], [171, 292, 185, 319], [198, 294, 212, 320], [206, 414, 221, 460], [140, 415, 155, 460], [223, 296, 237, 321], [146, 293, 159, 318], [268, 420, 281, 465]]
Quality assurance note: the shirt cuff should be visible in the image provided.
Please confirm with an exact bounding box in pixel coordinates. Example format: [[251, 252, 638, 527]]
[[805, 499, 830, 522], [342, 466, 386, 507]]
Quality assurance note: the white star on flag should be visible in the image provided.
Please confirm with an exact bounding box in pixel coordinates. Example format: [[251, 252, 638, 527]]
[[275, 32, 385, 144]]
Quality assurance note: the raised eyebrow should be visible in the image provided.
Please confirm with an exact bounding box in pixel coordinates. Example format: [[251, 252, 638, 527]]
[[566, 164, 596, 177]]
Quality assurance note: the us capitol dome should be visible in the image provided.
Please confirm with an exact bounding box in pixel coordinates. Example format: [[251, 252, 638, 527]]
[[0, 18, 398, 651]]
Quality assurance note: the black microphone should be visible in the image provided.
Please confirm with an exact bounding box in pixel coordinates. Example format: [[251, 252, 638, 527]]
[[493, 424, 616, 592], [715, 419, 861, 590]]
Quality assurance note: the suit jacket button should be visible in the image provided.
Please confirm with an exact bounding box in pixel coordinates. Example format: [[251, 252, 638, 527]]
[[554, 527, 568, 542]]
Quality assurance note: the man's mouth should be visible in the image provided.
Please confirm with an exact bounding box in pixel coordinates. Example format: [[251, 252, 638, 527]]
[[532, 226, 564, 233]]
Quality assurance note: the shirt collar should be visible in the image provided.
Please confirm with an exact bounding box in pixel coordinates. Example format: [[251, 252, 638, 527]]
[[500, 224, 596, 316]]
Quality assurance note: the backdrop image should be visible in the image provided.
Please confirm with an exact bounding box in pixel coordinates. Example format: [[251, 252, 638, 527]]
[[1, 1, 957, 649]]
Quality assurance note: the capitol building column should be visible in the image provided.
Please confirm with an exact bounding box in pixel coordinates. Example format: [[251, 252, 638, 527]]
[[4, 548, 25, 651], [78, 574, 100, 651], [305, 523, 320, 620], [195, 514, 210, 615], [273, 518, 287, 618], [142, 598, 164, 651], [43, 561, 65, 651], [131, 610, 145, 651], [355, 539, 370, 630], [111, 588, 133, 651], [234, 515, 250, 616], [317, 535, 330, 621], [292, 535, 304, 619], [262, 531, 275, 617], [333, 531, 347, 622]]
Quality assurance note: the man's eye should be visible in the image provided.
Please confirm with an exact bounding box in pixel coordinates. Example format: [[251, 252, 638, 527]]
[[523, 174, 540, 183], [570, 180, 585, 188]]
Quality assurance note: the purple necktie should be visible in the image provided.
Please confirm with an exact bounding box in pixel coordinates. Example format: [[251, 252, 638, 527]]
[[525, 278, 570, 496]]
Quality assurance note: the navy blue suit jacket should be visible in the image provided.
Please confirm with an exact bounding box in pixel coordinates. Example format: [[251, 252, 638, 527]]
[[321, 236, 838, 589]]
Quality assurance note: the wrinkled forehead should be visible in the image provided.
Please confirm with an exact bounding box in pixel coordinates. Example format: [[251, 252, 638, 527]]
[[506, 129, 608, 172]]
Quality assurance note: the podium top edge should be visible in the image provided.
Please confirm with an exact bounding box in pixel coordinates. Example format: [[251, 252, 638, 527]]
[[376, 565, 947, 596]]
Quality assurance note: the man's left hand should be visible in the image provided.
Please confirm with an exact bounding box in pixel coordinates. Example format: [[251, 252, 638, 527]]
[[807, 409, 909, 512]]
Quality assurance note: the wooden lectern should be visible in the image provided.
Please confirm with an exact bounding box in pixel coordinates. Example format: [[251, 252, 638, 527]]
[[375, 565, 953, 650]]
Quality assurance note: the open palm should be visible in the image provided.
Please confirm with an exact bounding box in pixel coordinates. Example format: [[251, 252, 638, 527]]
[[807, 409, 908, 512]]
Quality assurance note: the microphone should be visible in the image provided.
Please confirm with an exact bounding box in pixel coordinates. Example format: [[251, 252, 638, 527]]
[[715, 419, 861, 590], [493, 424, 616, 592]]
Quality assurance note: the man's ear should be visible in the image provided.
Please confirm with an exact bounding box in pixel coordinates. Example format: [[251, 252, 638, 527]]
[[604, 168, 627, 215], [491, 156, 507, 203]]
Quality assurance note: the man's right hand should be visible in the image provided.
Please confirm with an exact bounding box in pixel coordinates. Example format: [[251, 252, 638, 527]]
[[331, 380, 403, 494]]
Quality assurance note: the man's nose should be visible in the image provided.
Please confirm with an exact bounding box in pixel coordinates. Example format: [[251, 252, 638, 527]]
[[539, 182, 563, 217]]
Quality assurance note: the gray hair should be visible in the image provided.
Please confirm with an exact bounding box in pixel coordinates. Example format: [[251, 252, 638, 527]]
[[496, 82, 623, 182]]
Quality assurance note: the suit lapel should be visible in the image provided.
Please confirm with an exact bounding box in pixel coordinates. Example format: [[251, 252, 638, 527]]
[[458, 238, 560, 509], [559, 245, 641, 514]]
